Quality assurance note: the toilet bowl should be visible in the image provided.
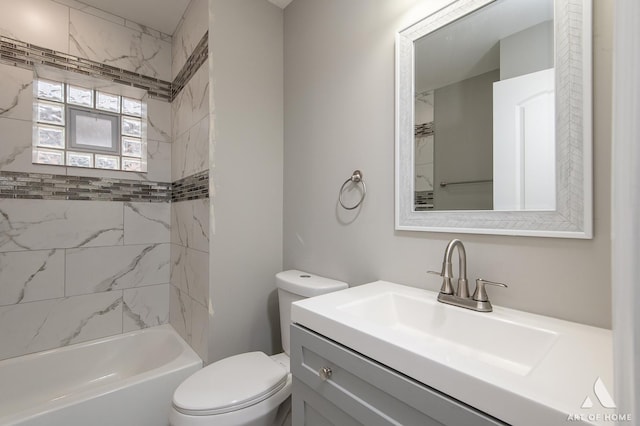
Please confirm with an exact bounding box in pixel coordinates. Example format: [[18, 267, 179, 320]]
[[169, 352, 292, 426], [169, 271, 348, 426]]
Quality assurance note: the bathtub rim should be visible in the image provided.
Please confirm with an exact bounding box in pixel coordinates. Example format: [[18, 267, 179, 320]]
[[0, 324, 202, 424]]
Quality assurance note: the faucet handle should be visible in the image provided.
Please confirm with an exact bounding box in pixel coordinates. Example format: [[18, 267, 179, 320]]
[[472, 278, 508, 302], [427, 270, 454, 295]]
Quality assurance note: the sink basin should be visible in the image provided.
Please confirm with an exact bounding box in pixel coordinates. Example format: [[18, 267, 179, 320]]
[[291, 280, 613, 426], [336, 291, 557, 375]]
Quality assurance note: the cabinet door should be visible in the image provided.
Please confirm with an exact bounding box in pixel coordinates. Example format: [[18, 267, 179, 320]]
[[291, 324, 507, 426], [292, 378, 362, 426]]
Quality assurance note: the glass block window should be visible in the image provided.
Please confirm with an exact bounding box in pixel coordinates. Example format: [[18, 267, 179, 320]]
[[32, 79, 147, 172]]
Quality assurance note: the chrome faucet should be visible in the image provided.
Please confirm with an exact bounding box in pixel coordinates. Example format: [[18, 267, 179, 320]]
[[429, 239, 507, 312]]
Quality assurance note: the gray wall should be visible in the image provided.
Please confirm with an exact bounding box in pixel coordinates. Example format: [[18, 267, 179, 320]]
[[283, 0, 612, 328], [208, 0, 284, 362], [433, 69, 498, 210], [500, 20, 554, 80]]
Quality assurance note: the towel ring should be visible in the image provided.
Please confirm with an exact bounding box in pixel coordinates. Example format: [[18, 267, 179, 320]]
[[339, 170, 366, 210]]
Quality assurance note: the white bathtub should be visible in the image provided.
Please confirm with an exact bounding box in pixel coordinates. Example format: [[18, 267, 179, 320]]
[[0, 325, 202, 426]]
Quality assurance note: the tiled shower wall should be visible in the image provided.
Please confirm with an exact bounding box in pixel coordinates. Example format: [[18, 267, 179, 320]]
[[0, 0, 173, 361], [0, 201, 171, 360], [169, 0, 211, 362]]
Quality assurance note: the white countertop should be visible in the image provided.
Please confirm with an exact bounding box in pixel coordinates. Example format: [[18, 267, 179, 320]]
[[291, 281, 615, 426]]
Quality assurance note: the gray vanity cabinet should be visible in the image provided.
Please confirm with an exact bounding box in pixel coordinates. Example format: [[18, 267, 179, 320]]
[[290, 324, 507, 426]]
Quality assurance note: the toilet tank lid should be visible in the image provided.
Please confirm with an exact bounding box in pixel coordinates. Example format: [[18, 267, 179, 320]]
[[276, 270, 348, 297]]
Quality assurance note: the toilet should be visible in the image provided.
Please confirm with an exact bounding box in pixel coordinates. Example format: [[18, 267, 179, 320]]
[[169, 270, 348, 426]]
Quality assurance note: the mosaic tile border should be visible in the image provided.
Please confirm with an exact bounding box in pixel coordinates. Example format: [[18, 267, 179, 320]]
[[0, 31, 209, 102], [0, 36, 172, 101], [415, 122, 434, 137], [414, 190, 435, 211], [0, 170, 209, 203], [172, 170, 209, 202], [172, 32, 208, 100], [0, 171, 171, 202]]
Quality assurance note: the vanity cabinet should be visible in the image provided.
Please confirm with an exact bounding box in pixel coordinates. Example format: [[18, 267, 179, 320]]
[[290, 324, 506, 426]]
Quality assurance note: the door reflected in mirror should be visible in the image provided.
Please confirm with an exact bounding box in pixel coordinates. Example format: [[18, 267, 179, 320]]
[[413, 0, 554, 212]]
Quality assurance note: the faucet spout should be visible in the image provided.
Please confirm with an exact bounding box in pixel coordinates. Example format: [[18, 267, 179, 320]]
[[443, 239, 469, 298], [430, 239, 508, 312]]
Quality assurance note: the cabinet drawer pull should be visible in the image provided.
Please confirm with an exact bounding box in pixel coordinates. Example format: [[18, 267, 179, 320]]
[[319, 366, 333, 381]]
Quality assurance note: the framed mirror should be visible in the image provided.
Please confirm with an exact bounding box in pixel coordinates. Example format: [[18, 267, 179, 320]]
[[395, 0, 592, 238]]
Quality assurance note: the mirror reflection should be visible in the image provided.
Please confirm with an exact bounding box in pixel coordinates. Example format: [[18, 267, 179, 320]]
[[413, 0, 554, 212]]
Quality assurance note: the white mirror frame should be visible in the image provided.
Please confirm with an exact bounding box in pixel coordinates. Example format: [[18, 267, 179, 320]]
[[395, 0, 592, 238]]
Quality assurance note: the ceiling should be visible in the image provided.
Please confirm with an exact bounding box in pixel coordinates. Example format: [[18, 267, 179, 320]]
[[76, 0, 293, 36], [76, 0, 191, 35], [268, 0, 293, 8], [414, 0, 553, 93]]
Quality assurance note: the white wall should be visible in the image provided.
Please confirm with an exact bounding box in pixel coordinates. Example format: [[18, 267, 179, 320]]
[[283, 0, 613, 328], [612, 0, 639, 418], [208, 0, 284, 362]]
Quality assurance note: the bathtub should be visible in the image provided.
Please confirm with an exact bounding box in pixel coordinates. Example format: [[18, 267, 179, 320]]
[[0, 325, 202, 426]]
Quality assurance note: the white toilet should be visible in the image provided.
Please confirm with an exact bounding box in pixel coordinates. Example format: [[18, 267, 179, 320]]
[[169, 270, 348, 426]]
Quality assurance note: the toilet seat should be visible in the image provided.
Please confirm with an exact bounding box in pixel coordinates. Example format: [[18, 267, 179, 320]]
[[172, 352, 288, 416]]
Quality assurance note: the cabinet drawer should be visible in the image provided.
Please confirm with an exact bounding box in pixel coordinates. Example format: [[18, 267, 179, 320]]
[[290, 324, 506, 426]]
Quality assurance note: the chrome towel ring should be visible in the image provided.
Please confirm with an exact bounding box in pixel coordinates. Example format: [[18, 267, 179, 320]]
[[339, 170, 366, 210]]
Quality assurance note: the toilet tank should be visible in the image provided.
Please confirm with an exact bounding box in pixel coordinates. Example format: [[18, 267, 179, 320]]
[[276, 270, 348, 355]]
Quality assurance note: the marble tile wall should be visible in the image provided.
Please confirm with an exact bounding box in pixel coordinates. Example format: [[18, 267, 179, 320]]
[[171, 32, 208, 100], [0, 81, 172, 182], [170, 198, 209, 360], [0, 35, 172, 101], [69, 10, 172, 82], [0, 200, 170, 361], [172, 0, 209, 80], [0, 0, 174, 360], [170, 0, 211, 362], [171, 62, 210, 182], [0, 0, 70, 52], [0, 0, 213, 361], [0, 1, 173, 175], [0, 0, 172, 80]]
